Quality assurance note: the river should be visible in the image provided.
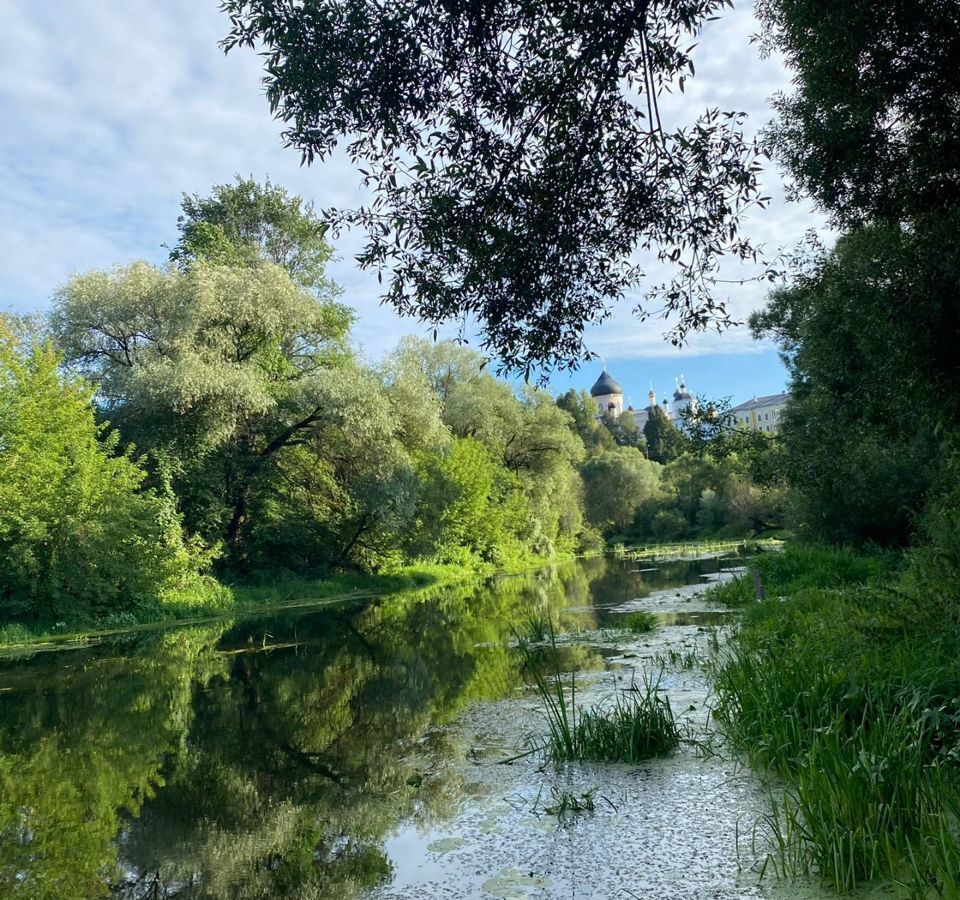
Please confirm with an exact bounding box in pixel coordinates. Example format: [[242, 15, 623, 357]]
[[0, 553, 889, 900]]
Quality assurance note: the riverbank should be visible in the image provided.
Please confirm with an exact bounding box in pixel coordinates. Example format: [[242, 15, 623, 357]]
[[0, 554, 597, 654], [708, 543, 960, 894], [0, 539, 775, 654]]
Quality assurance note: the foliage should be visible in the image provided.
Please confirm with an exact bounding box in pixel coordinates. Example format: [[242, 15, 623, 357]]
[[568, 679, 680, 763], [556, 389, 615, 455], [642, 404, 685, 463], [711, 544, 960, 892], [220, 0, 770, 372], [0, 317, 211, 626], [600, 408, 644, 448], [751, 224, 948, 544], [50, 259, 360, 562], [170, 174, 336, 292], [388, 338, 587, 562], [753, 0, 960, 555], [756, 0, 960, 227], [581, 447, 662, 532]]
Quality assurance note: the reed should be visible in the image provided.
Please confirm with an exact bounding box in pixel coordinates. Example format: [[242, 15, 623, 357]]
[[711, 545, 960, 893], [516, 626, 680, 764]]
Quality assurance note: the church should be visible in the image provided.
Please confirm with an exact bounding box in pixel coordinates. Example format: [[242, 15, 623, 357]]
[[589, 368, 696, 430]]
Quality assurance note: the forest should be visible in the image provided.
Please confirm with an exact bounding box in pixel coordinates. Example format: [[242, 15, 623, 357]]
[[0, 177, 783, 642]]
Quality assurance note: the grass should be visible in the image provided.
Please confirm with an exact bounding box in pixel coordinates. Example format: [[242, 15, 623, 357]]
[[516, 627, 680, 764], [706, 541, 899, 608], [619, 611, 658, 633], [710, 542, 960, 893], [654, 646, 701, 671]]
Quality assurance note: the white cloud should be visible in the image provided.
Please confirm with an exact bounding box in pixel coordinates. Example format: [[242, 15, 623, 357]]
[[0, 1, 824, 363]]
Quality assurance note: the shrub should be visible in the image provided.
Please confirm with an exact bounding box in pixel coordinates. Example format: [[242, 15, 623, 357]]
[[0, 318, 206, 626]]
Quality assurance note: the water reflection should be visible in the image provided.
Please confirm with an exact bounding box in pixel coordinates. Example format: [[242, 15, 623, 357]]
[[0, 554, 737, 899]]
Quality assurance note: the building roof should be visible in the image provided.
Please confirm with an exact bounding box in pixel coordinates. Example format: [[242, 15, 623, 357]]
[[730, 392, 790, 414], [590, 369, 623, 397]]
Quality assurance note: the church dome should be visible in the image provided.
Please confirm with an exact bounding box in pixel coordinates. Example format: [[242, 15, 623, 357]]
[[590, 369, 623, 397]]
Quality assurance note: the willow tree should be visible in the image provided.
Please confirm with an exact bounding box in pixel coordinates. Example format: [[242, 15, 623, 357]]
[[51, 261, 355, 562], [220, 0, 768, 372]]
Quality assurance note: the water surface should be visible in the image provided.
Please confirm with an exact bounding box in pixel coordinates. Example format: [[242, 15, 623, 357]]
[[0, 554, 887, 899]]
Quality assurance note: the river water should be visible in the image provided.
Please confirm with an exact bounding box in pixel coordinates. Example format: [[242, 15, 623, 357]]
[[0, 554, 890, 900]]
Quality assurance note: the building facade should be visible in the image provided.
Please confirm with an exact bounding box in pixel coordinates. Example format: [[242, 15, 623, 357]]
[[728, 393, 789, 434], [586, 368, 790, 437]]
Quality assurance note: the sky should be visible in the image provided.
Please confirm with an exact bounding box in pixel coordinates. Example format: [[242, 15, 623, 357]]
[[0, 2, 826, 405]]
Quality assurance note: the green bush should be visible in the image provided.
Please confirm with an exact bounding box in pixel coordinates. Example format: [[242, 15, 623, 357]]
[[0, 319, 208, 626], [650, 508, 687, 540]]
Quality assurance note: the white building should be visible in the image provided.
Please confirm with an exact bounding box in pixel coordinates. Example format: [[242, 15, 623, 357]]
[[588, 369, 695, 430]]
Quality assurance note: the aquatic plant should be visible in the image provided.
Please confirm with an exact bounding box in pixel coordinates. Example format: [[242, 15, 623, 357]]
[[619, 611, 658, 634], [542, 786, 597, 819], [570, 675, 680, 763], [517, 628, 680, 764], [653, 646, 700, 671], [521, 613, 553, 644]]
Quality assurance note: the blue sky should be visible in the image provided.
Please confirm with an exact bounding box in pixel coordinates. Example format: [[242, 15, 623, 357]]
[[0, 2, 823, 404]]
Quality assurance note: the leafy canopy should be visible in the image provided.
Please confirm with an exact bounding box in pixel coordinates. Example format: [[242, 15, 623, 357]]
[[0, 317, 205, 622], [171, 175, 336, 292], [221, 0, 768, 372], [50, 260, 355, 558], [581, 446, 662, 531], [757, 0, 960, 226]]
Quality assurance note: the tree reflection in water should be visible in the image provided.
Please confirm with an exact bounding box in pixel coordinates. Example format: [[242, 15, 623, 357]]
[[0, 561, 608, 899]]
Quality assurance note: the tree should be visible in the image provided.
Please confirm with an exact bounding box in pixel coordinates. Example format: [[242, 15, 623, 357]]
[[751, 226, 944, 544], [643, 405, 685, 463], [387, 338, 587, 561], [0, 317, 206, 623], [757, 0, 960, 227], [661, 453, 735, 527], [170, 175, 337, 293], [557, 389, 615, 455], [581, 447, 662, 532], [751, 4, 960, 544], [50, 261, 355, 563], [221, 0, 769, 372], [601, 409, 644, 449], [241, 370, 428, 573]]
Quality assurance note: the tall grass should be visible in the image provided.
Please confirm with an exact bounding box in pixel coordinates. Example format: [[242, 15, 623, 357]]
[[619, 611, 658, 633], [516, 627, 680, 763], [707, 542, 899, 608], [711, 543, 960, 893]]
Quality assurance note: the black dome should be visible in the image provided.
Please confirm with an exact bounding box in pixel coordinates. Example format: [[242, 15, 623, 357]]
[[590, 370, 623, 397]]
